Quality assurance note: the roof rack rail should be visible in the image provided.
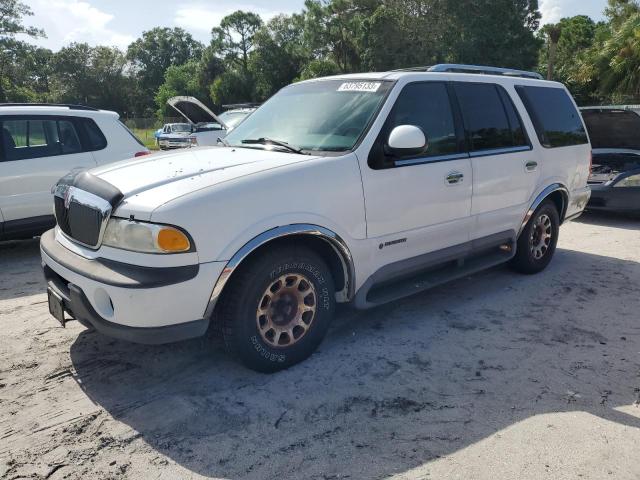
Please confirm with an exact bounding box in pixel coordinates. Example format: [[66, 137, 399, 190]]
[[0, 103, 100, 111], [392, 64, 544, 80]]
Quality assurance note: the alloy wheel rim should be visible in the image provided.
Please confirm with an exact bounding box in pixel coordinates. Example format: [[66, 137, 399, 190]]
[[529, 213, 552, 260], [256, 273, 317, 347]]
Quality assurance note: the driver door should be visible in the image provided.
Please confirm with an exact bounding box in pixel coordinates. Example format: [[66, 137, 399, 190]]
[[359, 81, 473, 268]]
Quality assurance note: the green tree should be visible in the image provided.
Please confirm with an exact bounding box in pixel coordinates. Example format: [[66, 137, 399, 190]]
[[127, 27, 203, 115], [209, 69, 255, 105], [605, 0, 640, 28], [583, 12, 640, 102], [0, 0, 46, 101], [155, 60, 215, 117], [250, 14, 308, 98], [49, 43, 133, 113], [538, 16, 601, 102], [211, 10, 263, 72], [303, 0, 379, 73], [442, 0, 541, 69]]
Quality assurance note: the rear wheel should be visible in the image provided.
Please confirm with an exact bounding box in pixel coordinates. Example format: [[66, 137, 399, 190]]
[[510, 200, 560, 274], [218, 246, 335, 372]]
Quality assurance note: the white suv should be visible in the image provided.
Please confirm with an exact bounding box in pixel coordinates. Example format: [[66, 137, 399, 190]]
[[40, 65, 591, 372], [0, 104, 149, 241]]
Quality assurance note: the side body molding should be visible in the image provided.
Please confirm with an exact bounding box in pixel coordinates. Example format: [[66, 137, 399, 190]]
[[204, 224, 356, 320], [519, 183, 569, 236]]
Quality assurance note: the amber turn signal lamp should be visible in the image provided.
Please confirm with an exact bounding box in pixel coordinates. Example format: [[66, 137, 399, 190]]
[[157, 228, 191, 252]]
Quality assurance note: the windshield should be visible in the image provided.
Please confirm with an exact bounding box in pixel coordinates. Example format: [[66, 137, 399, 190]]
[[225, 79, 393, 152], [219, 111, 251, 129], [582, 109, 640, 150], [171, 124, 192, 133]]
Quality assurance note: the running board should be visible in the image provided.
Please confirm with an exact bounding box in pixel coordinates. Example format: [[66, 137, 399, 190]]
[[358, 244, 515, 309]]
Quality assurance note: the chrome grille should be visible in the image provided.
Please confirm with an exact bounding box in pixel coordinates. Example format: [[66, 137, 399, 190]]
[[53, 185, 112, 249]]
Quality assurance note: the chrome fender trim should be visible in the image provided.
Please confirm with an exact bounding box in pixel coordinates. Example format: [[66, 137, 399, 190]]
[[204, 224, 355, 319], [519, 183, 569, 236]]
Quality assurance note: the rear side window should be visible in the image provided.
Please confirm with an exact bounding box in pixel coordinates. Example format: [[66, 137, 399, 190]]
[[59, 120, 82, 154], [0, 115, 106, 161], [454, 83, 528, 152], [2, 119, 62, 160], [515, 86, 588, 148], [369, 82, 461, 169], [80, 118, 107, 150]]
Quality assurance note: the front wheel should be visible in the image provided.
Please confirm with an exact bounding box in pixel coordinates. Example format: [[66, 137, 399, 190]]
[[510, 200, 560, 274], [218, 246, 336, 372]]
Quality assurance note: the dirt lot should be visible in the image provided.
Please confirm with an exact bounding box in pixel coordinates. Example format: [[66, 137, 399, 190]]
[[1, 213, 639, 480]]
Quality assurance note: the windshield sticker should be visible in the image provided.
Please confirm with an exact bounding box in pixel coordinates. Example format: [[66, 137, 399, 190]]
[[338, 82, 381, 93]]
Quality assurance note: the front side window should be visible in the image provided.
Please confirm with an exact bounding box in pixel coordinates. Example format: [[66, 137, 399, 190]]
[[454, 83, 527, 152], [515, 85, 588, 148], [225, 79, 393, 153], [368, 82, 461, 169]]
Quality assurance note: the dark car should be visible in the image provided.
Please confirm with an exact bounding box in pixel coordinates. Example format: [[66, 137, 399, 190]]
[[581, 107, 640, 214]]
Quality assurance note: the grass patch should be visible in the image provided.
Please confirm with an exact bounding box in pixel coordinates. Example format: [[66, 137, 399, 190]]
[[130, 128, 159, 151]]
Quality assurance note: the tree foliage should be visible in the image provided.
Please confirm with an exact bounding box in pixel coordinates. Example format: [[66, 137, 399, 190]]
[[126, 27, 203, 114], [7, 0, 640, 113]]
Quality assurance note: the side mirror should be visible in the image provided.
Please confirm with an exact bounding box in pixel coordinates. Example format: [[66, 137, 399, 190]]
[[386, 125, 427, 157]]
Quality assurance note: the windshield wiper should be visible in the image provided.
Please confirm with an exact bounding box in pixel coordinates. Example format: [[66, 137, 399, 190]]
[[217, 136, 230, 147], [241, 137, 306, 154]]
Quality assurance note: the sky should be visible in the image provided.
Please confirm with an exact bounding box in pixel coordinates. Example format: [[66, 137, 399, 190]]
[[21, 0, 609, 52]]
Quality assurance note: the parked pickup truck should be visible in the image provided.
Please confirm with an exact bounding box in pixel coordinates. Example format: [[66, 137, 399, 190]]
[[156, 122, 194, 150], [41, 64, 591, 372]]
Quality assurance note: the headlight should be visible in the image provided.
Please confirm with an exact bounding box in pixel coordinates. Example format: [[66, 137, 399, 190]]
[[102, 218, 192, 253], [614, 174, 640, 187]]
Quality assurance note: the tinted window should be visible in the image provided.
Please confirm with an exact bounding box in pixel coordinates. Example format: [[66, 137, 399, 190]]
[[0, 117, 90, 161], [515, 86, 588, 148], [455, 83, 526, 151], [369, 82, 460, 169], [2, 119, 60, 160], [81, 118, 107, 150], [59, 120, 82, 154], [497, 87, 528, 147]]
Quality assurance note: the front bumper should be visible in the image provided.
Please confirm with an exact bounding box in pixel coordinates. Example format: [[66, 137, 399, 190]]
[[587, 184, 640, 214], [40, 229, 224, 344], [158, 139, 192, 149]]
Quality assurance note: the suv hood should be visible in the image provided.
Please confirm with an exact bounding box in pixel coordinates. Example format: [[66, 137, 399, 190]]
[[89, 147, 318, 218], [582, 108, 640, 150], [168, 96, 227, 129]]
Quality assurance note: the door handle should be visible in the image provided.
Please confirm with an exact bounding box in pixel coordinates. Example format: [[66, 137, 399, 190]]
[[525, 161, 538, 172], [446, 172, 464, 185]]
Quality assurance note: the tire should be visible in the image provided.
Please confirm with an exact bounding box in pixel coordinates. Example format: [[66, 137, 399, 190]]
[[218, 245, 336, 372], [510, 200, 560, 274]]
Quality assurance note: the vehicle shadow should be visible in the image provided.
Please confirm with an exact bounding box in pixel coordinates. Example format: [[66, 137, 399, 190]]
[[577, 210, 640, 230], [0, 238, 44, 301], [69, 247, 640, 479]]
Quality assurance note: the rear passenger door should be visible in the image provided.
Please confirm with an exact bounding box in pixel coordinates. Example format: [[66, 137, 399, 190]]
[[453, 82, 539, 239], [0, 116, 97, 222]]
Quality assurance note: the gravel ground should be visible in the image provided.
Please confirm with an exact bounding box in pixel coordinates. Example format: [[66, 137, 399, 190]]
[[1, 212, 639, 480]]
